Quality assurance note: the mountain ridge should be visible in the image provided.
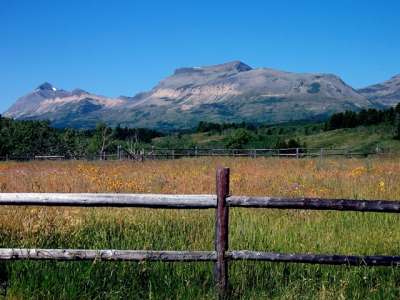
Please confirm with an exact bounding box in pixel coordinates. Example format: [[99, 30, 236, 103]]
[[4, 61, 399, 130], [358, 74, 400, 107]]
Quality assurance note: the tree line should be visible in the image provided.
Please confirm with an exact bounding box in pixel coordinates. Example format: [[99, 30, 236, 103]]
[[325, 104, 400, 135], [196, 121, 257, 133], [0, 116, 163, 158], [3, 103, 400, 159]]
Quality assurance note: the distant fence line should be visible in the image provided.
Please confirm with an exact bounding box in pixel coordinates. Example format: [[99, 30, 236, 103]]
[[0, 168, 400, 299], [0, 147, 382, 161]]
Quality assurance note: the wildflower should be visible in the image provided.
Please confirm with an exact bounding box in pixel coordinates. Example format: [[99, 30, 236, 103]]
[[378, 180, 385, 192], [350, 167, 366, 177]]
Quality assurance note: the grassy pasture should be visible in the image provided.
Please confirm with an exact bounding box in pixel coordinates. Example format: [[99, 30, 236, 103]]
[[0, 157, 399, 299]]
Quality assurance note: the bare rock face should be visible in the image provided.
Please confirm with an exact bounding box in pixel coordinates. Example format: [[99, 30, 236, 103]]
[[4, 61, 387, 130], [358, 75, 400, 107]]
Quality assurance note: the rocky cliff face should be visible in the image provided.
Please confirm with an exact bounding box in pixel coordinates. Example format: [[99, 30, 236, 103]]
[[5, 61, 391, 130]]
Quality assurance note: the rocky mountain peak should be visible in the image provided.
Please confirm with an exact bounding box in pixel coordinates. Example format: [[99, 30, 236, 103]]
[[208, 60, 253, 72], [71, 88, 89, 96], [173, 60, 252, 75], [36, 82, 56, 91]]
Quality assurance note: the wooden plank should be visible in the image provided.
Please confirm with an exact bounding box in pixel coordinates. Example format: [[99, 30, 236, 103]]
[[0, 249, 216, 261], [228, 251, 400, 266], [215, 168, 230, 299], [227, 196, 400, 213], [2, 194, 398, 212], [3, 248, 399, 266], [0, 193, 216, 209]]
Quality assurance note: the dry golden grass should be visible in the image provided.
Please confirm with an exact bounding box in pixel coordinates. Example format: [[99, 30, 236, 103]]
[[0, 157, 399, 239], [1, 157, 400, 299], [0, 157, 397, 196]]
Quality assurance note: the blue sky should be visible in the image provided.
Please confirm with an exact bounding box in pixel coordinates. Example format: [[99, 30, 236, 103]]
[[1, 0, 399, 113]]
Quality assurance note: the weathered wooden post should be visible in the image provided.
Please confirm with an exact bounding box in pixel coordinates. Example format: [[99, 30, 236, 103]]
[[296, 148, 299, 159], [215, 167, 230, 299], [195, 146, 198, 157], [100, 151, 106, 161]]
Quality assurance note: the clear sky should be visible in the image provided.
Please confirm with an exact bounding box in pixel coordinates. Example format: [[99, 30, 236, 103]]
[[1, 0, 399, 113]]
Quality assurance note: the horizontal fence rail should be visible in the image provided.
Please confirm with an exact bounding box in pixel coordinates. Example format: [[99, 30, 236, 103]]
[[228, 251, 400, 266], [0, 249, 216, 262], [1, 193, 400, 213], [228, 196, 400, 213], [1, 168, 399, 298], [1, 249, 399, 267], [0, 193, 216, 209]]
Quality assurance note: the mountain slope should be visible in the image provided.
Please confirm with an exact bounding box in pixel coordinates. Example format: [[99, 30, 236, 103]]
[[358, 75, 400, 107], [4, 61, 378, 129], [4, 82, 128, 128], [117, 61, 373, 129]]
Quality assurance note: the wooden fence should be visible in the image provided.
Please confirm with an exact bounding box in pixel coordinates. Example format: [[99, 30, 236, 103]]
[[0, 147, 380, 161], [0, 168, 400, 298], [114, 147, 378, 160]]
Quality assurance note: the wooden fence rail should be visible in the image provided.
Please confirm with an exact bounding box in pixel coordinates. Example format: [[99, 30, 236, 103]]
[[1, 194, 399, 212], [1, 168, 400, 298]]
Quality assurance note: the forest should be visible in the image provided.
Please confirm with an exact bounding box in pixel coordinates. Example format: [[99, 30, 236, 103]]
[[1, 104, 400, 158]]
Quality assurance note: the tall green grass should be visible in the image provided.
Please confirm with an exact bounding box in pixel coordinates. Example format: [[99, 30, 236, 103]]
[[1, 208, 399, 299]]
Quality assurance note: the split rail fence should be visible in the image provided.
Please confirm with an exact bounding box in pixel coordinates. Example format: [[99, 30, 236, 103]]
[[0, 168, 400, 298]]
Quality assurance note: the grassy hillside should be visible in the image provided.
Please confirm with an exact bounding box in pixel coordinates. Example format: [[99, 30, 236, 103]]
[[301, 125, 400, 152], [153, 123, 400, 153]]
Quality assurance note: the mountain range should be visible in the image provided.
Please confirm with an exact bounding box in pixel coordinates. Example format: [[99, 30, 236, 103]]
[[4, 61, 400, 130]]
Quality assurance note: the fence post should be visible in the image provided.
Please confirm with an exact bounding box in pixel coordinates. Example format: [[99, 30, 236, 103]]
[[215, 167, 230, 299], [296, 148, 299, 159]]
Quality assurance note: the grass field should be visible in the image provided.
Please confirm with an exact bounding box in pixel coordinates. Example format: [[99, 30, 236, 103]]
[[0, 158, 400, 299]]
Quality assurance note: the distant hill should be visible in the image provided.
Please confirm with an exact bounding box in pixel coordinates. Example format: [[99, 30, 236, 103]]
[[358, 74, 400, 107], [4, 61, 399, 130]]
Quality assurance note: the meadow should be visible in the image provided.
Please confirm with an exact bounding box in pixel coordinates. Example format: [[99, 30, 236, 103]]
[[0, 157, 399, 299]]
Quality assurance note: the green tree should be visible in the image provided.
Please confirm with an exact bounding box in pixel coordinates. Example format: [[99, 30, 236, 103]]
[[88, 123, 114, 156], [225, 129, 253, 149]]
